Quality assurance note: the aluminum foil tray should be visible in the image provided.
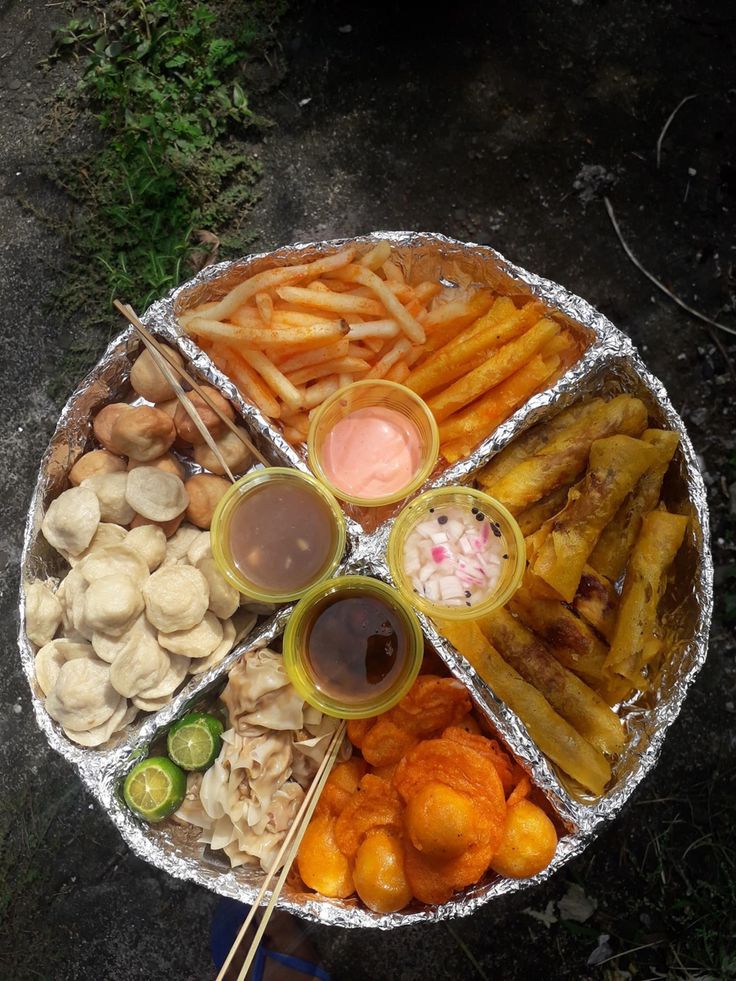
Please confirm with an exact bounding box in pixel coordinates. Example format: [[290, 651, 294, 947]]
[[18, 232, 713, 928]]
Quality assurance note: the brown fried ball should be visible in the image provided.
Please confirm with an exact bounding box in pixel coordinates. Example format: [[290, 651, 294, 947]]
[[69, 449, 126, 486], [127, 452, 185, 480], [110, 405, 176, 462], [353, 831, 413, 913], [184, 473, 230, 529], [297, 813, 354, 899], [93, 403, 133, 452], [173, 387, 234, 446], [129, 346, 184, 403], [488, 799, 557, 879], [129, 511, 184, 539]]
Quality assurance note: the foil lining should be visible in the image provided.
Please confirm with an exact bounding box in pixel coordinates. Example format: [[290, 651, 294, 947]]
[[18, 232, 712, 928]]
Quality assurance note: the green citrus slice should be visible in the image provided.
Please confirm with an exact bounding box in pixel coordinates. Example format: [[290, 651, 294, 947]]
[[123, 757, 186, 822], [166, 712, 223, 771]]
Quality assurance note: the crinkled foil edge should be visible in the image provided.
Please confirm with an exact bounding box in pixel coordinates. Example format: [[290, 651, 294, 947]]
[[18, 232, 712, 928]]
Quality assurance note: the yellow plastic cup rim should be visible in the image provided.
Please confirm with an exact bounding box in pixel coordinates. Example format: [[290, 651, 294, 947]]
[[282, 575, 424, 719], [210, 467, 346, 604], [307, 379, 440, 508], [386, 486, 526, 621]]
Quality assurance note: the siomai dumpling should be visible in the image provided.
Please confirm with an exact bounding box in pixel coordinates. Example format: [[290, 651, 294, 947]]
[[81, 472, 135, 525], [77, 544, 149, 588], [158, 610, 222, 658], [142, 565, 209, 632], [83, 574, 144, 636], [25, 581, 62, 647], [125, 466, 188, 522], [46, 658, 119, 730], [196, 557, 239, 620], [42, 486, 100, 557], [109, 623, 170, 698], [124, 524, 167, 571]]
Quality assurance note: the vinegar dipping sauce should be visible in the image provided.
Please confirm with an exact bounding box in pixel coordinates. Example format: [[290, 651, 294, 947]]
[[305, 591, 411, 703], [228, 477, 337, 595]]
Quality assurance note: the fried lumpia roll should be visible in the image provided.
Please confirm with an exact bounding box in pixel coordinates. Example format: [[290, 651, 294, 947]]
[[515, 484, 572, 536], [477, 608, 626, 757], [604, 509, 688, 687], [532, 435, 657, 602], [436, 619, 611, 796], [480, 395, 648, 514], [573, 566, 619, 642], [589, 428, 680, 581]]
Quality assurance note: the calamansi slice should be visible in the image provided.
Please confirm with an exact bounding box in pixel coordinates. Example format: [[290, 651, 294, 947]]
[[166, 712, 223, 771], [123, 757, 186, 822]]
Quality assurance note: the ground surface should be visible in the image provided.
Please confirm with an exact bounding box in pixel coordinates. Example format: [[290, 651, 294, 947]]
[[1, 1, 735, 979]]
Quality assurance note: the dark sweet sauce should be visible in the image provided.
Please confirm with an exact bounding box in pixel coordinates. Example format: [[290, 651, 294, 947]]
[[305, 592, 410, 703]]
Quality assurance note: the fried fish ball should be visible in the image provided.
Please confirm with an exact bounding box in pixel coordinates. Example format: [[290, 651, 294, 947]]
[[69, 449, 126, 486], [185, 474, 230, 529], [193, 427, 253, 476], [488, 799, 557, 879], [127, 452, 185, 480], [405, 781, 478, 861], [173, 386, 234, 445], [353, 831, 413, 913], [93, 403, 133, 452], [25, 581, 62, 647], [110, 405, 176, 462], [125, 467, 188, 522], [81, 472, 135, 525], [142, 565, 209, 632], [129, 346, 184, 403], [42, 486, 100, 557], [297, 812, 354, 899]]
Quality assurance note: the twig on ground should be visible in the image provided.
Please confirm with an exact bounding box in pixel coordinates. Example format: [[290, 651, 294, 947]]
[[656, 95, 698, 168]]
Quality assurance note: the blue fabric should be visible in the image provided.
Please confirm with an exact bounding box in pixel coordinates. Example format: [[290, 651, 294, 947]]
[[210, 897, 332, 979]]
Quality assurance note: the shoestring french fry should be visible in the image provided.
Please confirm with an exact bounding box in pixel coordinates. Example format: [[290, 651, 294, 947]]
[[255, 292, 273, 324], [330, 265, 426, 343], [287, 356, 371, 387], [532, 435, 657, 602], [358, 239, 392, 270], [573, 566, 619, 642], [477, 608, 626, 757], [437, 619, 611, 796], [589, 428, 680, 581], [278, 339, 350, 375], [427, 319, 560, 422], [239, 349, 303, 411], [275, 286, 387, 318], [604, 510, 688, 687], [480, 395, 649, 514]]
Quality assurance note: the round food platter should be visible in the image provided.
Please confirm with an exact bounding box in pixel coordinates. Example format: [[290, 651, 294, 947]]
[[19, 232, 713, 928]]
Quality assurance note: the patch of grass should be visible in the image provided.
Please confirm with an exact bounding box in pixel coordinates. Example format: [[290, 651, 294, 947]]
[[41, 0, 287, 394]]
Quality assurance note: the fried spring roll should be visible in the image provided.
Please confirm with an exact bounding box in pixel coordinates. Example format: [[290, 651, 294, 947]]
[[477, 608, 625, 756], [604, 510, 688, 687], [589, 428, 680, 581], [436, 618, 611, 796], [573, 566, 619, 642], [480, 395, 649, 514], [532, 435, 657, 602], [516, 483, 572, 536]]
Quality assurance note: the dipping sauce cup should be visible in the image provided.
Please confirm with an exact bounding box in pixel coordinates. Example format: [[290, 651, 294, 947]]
[[283, 575, 424, 719], [211, 467, 346, 604], [387, 487, 525, 622], [307, 380, 439, 508]]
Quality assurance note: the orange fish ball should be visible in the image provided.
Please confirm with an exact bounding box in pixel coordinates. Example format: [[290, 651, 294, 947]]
[[353, 830, 413, 914], [297, 813, 354, 899], [405, 780, 477, 862], [489, 799, 557, 879]]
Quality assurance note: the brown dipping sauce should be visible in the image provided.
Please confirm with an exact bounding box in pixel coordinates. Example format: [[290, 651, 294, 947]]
[[305, 592, 411, 703], [228, 479, 337, 594]]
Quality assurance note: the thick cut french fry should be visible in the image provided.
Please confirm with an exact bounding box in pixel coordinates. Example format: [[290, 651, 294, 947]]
[[275, 286, 386, 318], [480, 395, 649, 513], [413, 281, 443, 305], [181, 247, 356, 326], [532, 436, 657, 602], [589, 428, 680, 581], [255, 291, 273, 324], [365, 337, 413, 379], [358, 240, 392, 270], [407, 301, 544, 396], [604, 510, 688, 686], [188, 316, 347, 350], [423, 295, 514, 354], [346, 320, 400, 341], [477, 608, 626, 756], [427, 319, 559, 422], [331, 265, 425, 343], [516, 484, 572, 536], [422, 290, 495, 332], [437, 619, 611, 795], [239, 349, 302, 410], [223, 350, 282, 419], [573, 566, 619, 642], [287, 356, 370, 386], [438, 354, 553, 445], [277, 338, 350, 374]]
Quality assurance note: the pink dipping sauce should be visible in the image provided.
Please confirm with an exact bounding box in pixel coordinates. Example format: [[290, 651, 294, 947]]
[[321, 406, 422, 499]]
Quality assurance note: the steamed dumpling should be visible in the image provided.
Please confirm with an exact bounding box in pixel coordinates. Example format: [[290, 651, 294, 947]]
[[42, 486, 100, 556], [25, 581, 62, 647]]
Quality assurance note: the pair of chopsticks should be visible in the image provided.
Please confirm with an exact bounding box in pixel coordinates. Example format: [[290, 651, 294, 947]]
[[215, 719, 347, 981], [114, 300, 269, 478]]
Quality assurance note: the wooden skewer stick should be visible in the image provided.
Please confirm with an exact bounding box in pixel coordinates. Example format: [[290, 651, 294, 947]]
[[215, 719, 347, 981], [113, 300, 270, 468]]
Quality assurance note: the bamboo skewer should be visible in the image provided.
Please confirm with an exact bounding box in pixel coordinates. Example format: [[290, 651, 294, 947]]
[[113, 300, 270, 468], [215, 719, 347, 981]]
